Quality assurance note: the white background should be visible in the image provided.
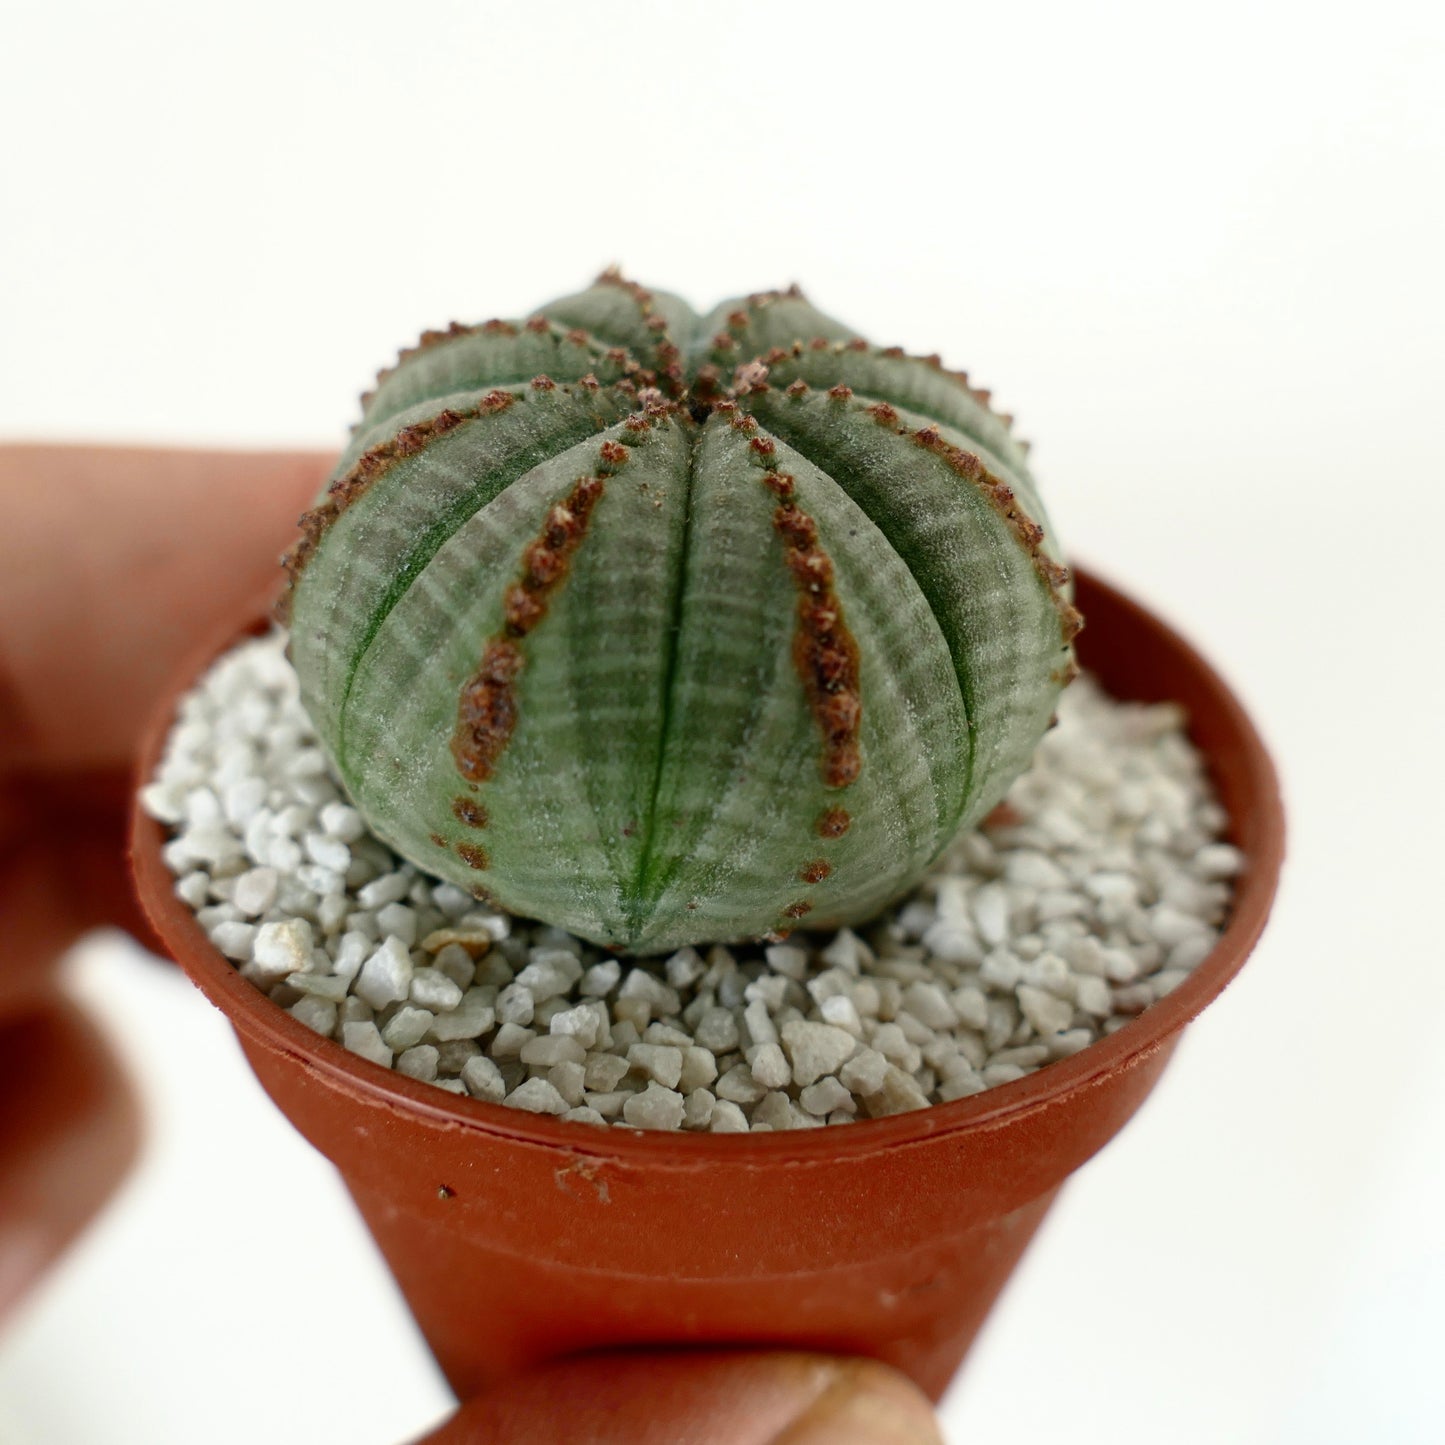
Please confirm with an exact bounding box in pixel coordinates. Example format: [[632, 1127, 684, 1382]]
[[2, 1, 1443, 1440]]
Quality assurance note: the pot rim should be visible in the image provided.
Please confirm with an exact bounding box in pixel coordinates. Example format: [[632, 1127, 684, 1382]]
[[130, 565, 1284, 1166]]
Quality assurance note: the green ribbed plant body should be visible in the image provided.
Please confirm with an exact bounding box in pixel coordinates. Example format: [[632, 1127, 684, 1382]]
[[283, 272, 1081, 954]]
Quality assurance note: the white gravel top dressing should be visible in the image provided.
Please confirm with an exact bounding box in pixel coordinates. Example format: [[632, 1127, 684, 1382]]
[[143, 632, 1241, 1132]]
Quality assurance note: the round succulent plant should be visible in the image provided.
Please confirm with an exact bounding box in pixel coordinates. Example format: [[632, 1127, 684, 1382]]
[[281, 270, 1081, 955]]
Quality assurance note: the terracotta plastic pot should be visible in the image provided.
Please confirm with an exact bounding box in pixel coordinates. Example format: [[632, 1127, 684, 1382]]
[[130, 568, 1284, 1403]]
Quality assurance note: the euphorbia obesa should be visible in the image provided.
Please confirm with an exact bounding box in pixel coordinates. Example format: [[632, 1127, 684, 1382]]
[[282, 270, 1080, 953]]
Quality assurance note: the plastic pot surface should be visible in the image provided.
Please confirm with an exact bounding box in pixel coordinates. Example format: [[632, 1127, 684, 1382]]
[[131, 568, 1285, 1402]]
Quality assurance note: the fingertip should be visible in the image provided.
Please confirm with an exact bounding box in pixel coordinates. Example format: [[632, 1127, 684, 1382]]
[[412, 1350, 943, 1445]]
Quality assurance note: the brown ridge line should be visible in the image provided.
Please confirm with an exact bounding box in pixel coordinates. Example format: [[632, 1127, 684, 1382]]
[[750, 453, 864, 792], [591, 267, 686, 399], [277, 389, 519, 623], [359, 316, 616, 419], [754, 335, 1019, 439], [892, 413, 1082, 650], [449, 414, 659, 788]]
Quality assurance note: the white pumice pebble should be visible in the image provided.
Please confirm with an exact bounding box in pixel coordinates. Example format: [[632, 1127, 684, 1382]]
[[251, 918, 314, 981], [397, 1045, 439, 1082], [747, 1043, 793, 1090], [209, 921, 257, 961], [355, 936, 413, 1009], [290, 996, 337, 1036], [382, 1006, 436, 1052], [781, 1021, 857, 1087], [410, 968, 464, 1013], [1017, 985, 1075, 1037], [461, 1054, 506, 1102], [623, 1081, 686, 1130], [505, 1078, 568, 1115], [149, 637, 1238, 1130], [800, 1077, 855, 1116], [342, 1021, 392, 1069]]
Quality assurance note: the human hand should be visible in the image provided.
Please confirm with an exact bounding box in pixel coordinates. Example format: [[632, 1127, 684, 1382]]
[[0, 442, 327, 1317], [0, 443, 944, 1443]]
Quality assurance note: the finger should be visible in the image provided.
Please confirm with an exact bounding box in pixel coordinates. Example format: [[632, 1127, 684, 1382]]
[[412, 1350, 944, 1445], [1, 769, 163, 1018], [0, 443, 332, 772], [0, 997, 142, 1322]]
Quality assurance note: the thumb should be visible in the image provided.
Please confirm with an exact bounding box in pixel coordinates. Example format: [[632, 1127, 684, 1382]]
[[412, 1350, 944, 1445]]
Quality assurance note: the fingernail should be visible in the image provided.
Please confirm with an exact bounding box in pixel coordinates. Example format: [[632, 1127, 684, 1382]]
[[767, 1362, 945, 1445]]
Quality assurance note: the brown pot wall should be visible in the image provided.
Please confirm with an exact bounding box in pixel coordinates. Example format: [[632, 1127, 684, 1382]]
[[130, 568, 1285, 1404]]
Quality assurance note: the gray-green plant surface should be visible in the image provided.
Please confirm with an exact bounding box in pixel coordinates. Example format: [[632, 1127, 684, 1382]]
[[283, 271, 1081, 954]]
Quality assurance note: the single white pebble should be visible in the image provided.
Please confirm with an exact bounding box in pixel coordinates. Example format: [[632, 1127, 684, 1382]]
[[902, 981, 957, 1029], [973, 882, 1010, 947], [304, 831, 352, 873], [382, 1006, 436, 1052], [747, 1043, 792, 1090], [410, 968, 464, 1013], [800, 1077, 856, 1116], [557, 1105, 603, 1126], [863, 1066, 931, 1117], [1017, 984, 1074, 1036], [683, 1087, 716, 1129], [623, 1081, 686, 1131], [548, 1060, 587, 1107], [709, 1099, 750, 1133], [290, 996, 337, 1036], [372, 901, 416, 948], [980, 949, 1023, 991], [580, 959, 621, 997], [820, 928, 865, 973], [781, 1020, 857, 1087], [490, 1022, 534, 1058], [627, 1043, 683, 1089], [950, 985, 990, 1031], [461, 1054, 507, 1102], [1074, 975, 1113, 1017], [982, 1062, 1027, 1087], [743, 999, 778, 1047], [209, 921, 257, 961], [358, 871, 412, 910], [819, 994, 864, 1036], [342, 1021, 392, 1069], [1193, 843, 1243, 879], [1102, 947, 1142, 983], [1151, 968, 1191, 1000], [286, 971, 348, 1002], [754, 1091, 809, 1131], [222, 777, 268, 828], [549, 1003, 601, 1050], [715, 1063, 766, 1106], [584, 1052, 630, 1092], [496, 983, 536, 1026], [252, 919, 314, 981], [319, 801, 366, 842], [694, 1006, 740, 1053], [1048, 1029, 1096, 1060], [355, 936, 414, 1009], [232, 866, 279, 917], [521, 1035, 586, 1068], [505, 1078, 569, 1115], [664, 947, 705, 989], [921, 921, 983, 965], [839, 1047, 889, 1097], [397, 1045, 439, 1082], [1168, 933, 1216, 972], [678, 1045, 718, 1092], [316, 891, 350, 935], [764, 944, 809, 980]]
